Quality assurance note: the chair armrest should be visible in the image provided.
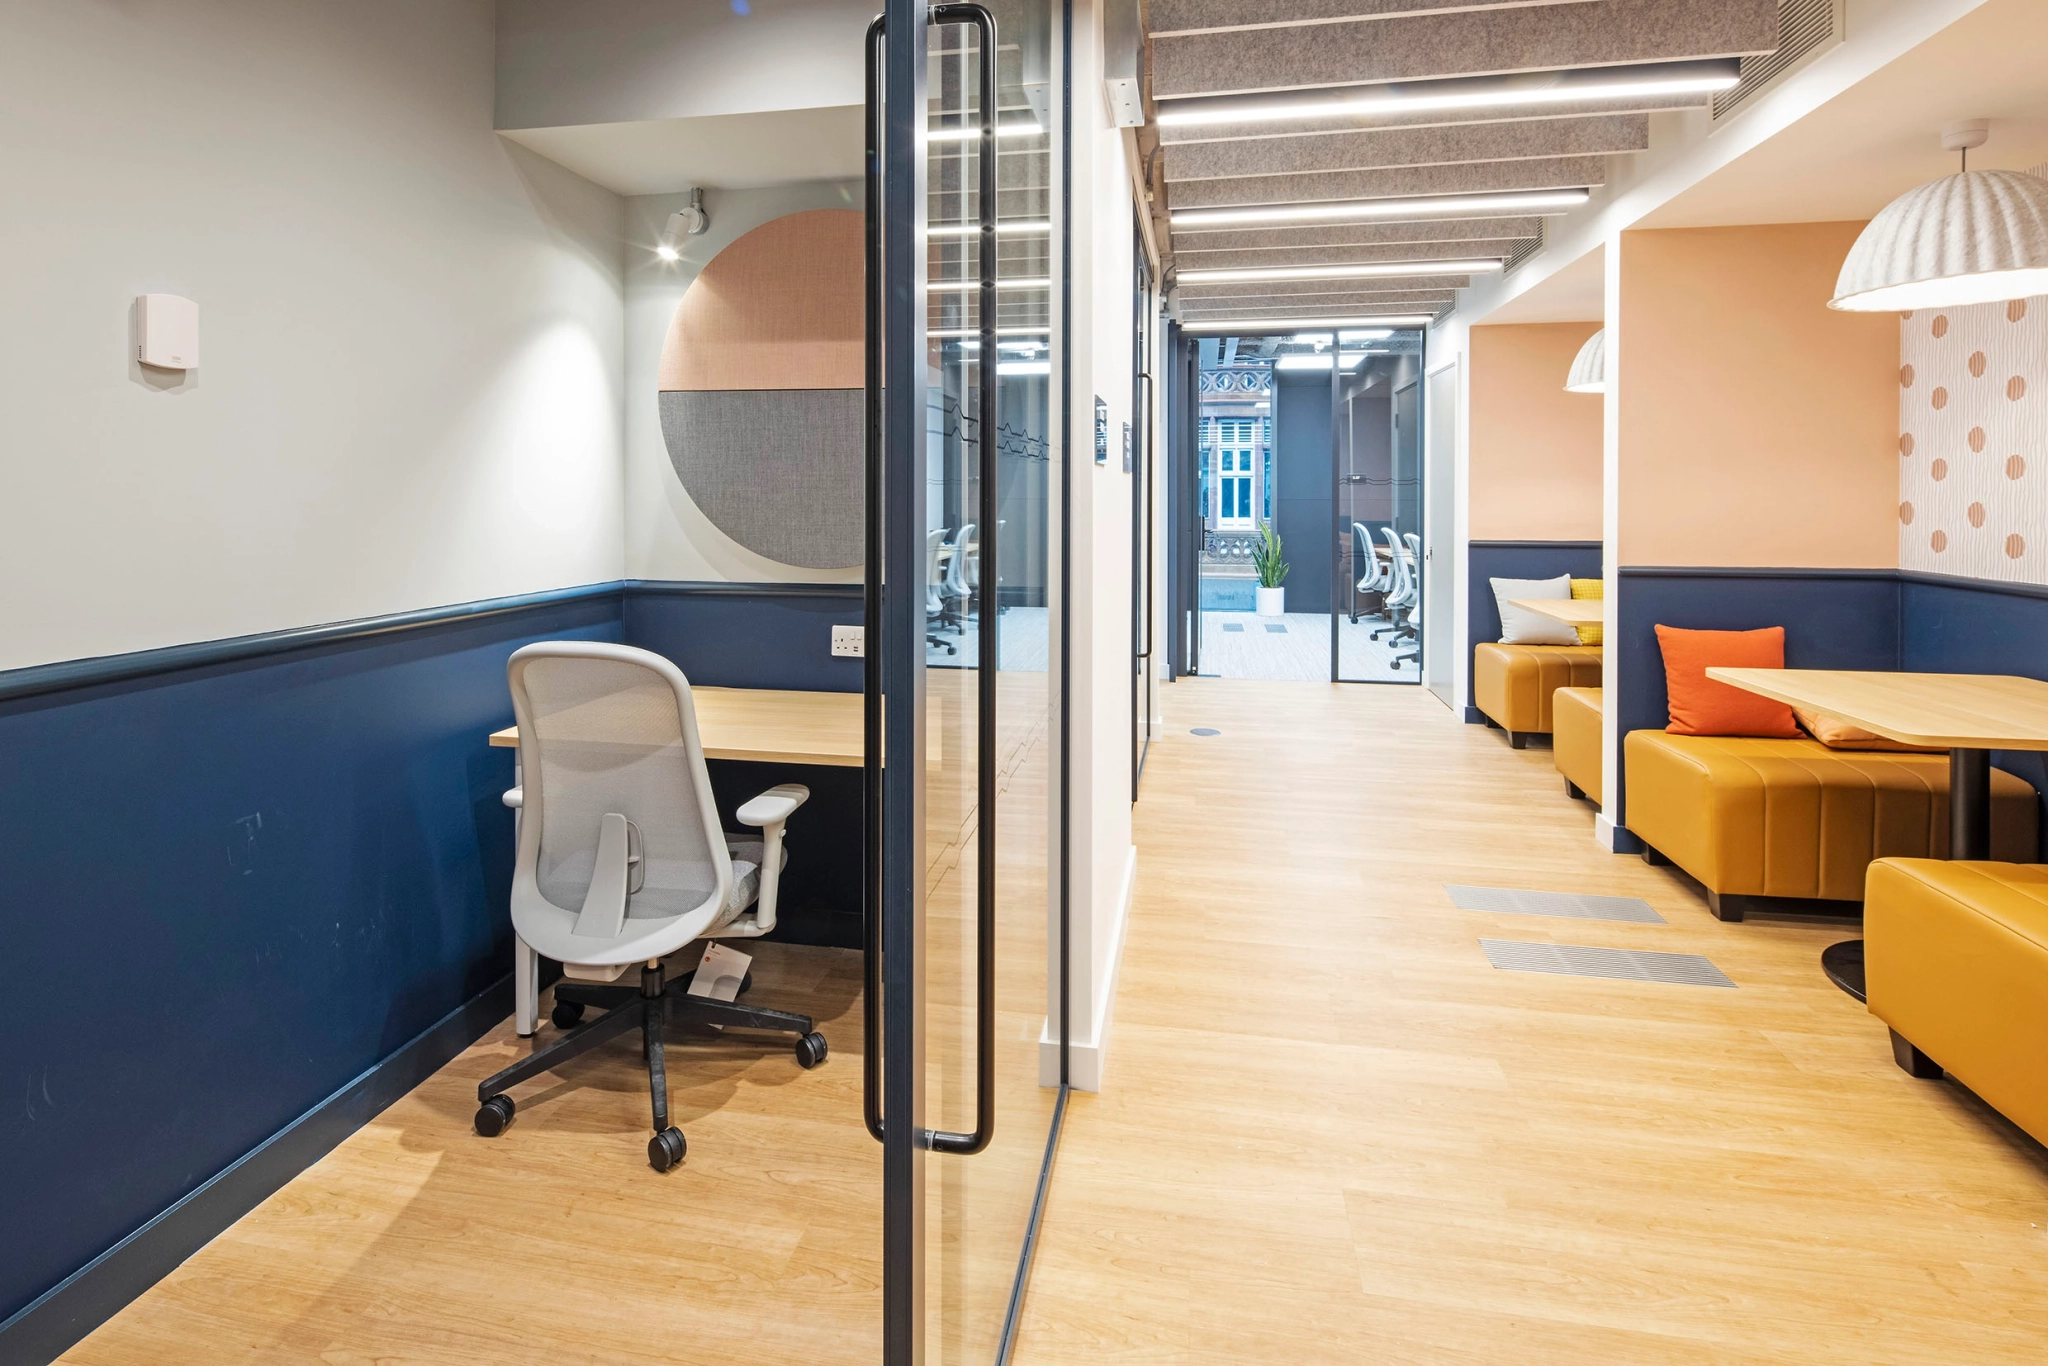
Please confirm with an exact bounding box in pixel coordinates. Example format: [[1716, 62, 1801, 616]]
[[737, 783, 810, 828], [502, 787, 523, 809]]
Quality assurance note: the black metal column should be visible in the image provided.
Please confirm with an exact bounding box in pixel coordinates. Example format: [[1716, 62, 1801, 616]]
[[1951, 746, 1992, 859], [879, 0, 929, 1358]]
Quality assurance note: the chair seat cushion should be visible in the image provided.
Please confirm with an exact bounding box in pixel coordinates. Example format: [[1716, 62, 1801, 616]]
[[1866, 859, 2048, 1146], [1552, 686, 1603, 805], [1624, 731, 2038, 901], [1473, 643, 1603, 735]]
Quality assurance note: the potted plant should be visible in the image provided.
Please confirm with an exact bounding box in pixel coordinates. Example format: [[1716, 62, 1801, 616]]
[[1252, 522, 1288, 616]]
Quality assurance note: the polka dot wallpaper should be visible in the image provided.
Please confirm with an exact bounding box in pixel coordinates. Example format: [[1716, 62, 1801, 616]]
[[1899, 297, 2048, 580]]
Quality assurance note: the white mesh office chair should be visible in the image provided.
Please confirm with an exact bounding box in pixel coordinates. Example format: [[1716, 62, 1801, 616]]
[[1351, 522, 1391, 623], [939, 522, 977, 634], [925, 528, 954, 654], [1371, 527, 1415, 640], [476, 642, 828, 1171]]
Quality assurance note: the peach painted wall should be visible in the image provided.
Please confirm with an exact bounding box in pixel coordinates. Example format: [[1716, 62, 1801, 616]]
[[1469, 322, 1603, 540], [1615, 223, 1900, 568]]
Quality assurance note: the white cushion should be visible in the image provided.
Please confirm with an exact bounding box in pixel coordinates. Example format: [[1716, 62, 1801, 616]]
[[1491, 574, 1579, 646]]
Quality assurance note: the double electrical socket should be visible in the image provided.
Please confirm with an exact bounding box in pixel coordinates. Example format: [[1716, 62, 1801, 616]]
[[830, 625, 865, 658]]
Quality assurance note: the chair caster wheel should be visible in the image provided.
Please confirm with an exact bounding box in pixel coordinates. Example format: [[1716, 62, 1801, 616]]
[[648, 1126, 687, 1171], [795, 1032, 829, 1069], [550, 999, 585, 1029], [474, 1095, 515, 1137], [739, 972, 754, 996]]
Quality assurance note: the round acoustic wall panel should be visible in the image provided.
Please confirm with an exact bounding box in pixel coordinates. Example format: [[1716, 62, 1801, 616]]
[[658, 209, 864, 570]]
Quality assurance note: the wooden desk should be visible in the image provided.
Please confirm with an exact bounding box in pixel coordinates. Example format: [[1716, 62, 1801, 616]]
[[491, 687, 863, 767], [1707, 667, 2048, 999], [1508, 597, 1604, 628]]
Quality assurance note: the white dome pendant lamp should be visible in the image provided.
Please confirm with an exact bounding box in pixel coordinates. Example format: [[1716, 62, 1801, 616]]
[[1563, 328, 1605, 393], [1831, 120, 2048, 311]]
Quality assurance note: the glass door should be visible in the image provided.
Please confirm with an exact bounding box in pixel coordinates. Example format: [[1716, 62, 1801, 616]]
[[1132, 229, 1154, 797], [1335, 328, 1427, 682], [868, 1, 1063, 1360]]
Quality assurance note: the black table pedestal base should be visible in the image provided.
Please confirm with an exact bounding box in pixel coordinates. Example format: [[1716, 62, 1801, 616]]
[[1821, 939, 1866, 1002]]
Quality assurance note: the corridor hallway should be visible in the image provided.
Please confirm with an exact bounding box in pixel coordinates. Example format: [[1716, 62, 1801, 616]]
[[1015, 680, 2048, 1365]]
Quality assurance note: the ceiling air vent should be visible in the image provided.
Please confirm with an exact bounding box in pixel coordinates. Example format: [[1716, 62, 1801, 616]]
[[1502, 221, 1546, 277], [1712, 0, 1843, 123]]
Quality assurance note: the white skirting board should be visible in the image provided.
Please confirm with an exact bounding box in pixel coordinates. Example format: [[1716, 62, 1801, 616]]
[[1038, 844, 1137, 1092], [1596, 813, 1621, 851]]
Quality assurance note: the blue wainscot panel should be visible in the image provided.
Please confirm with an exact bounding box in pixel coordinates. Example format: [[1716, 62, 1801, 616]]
[[1902, 572, 2048, 858], [623, 580, 864, 693], [0, 591, 621, 1353], [1465, 540, 1603, 720], [1609, 569, 1901, 842]]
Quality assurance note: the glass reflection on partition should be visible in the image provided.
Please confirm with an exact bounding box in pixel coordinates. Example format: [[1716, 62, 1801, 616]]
[[920, 0, 1060, 1358]]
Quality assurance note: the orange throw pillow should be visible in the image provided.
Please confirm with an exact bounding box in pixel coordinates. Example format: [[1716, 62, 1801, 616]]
[[1794, 706, 1943, 753], [1654, 625, 1802, 738]]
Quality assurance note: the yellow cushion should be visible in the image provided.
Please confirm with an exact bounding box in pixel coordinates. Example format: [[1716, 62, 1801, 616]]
[[1623, 731, 2037, 901], [1570, 577, 1603, 646], [1866, 859, 2048, 1146], [1553, 687, 1603, 805], [1473, 643, 1604, 735]]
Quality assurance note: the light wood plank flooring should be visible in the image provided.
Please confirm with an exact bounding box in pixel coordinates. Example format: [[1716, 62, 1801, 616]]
[[1015, 678, 2048, 1365]]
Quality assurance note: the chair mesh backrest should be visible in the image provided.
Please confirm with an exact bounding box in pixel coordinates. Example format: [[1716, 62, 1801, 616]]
[[515, 653, 723, 922]]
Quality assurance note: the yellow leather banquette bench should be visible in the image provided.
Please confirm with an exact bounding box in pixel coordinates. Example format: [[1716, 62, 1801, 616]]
[[1473, 644, 1602, 749], [1625, 731, 2037, 921], [1552, 686, 1602, 804], [1866, 858, 2048, 1147]]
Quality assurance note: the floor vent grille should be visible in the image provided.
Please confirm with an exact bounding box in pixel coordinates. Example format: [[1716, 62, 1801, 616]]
[[1713, 0, 1843, 123], [1448, 886, 1664, 924], [1480, 940, 1735, 988]]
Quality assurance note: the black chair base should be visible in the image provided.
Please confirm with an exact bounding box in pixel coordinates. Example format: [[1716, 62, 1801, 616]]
[[475, 960, 824, 1170]]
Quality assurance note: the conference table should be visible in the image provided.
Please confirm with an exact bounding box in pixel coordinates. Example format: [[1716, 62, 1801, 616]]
[[1707, 668, 2048, 1000]]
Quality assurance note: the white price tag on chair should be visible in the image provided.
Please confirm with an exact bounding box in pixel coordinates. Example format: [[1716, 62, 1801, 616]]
[[687, 944, 752, 1001]]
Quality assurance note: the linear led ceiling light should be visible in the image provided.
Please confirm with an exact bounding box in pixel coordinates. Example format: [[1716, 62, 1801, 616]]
[[1178, 259, 1502, 284], [929, 326, 1054, 338], [1179, 314, 1434, 333], [1171, 189, 1589, 231], [926, 121, 1043, 142], [928, 277, 1053, 291], [1276, 353, 1373, 371], [1155, 60, 1740, 129], [927, 220, 1054, 237]]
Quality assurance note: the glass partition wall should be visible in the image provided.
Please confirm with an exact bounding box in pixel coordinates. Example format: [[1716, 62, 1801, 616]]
[[1186, 329, 1425, 683], [873, 1, 1065, 1360], [1336, 330, 1428, 682]]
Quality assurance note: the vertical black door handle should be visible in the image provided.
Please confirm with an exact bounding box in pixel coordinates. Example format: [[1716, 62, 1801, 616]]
[[864, 4, 998, 1157], [929, 0, 998, 1158], [862, 10, 886, 1146]]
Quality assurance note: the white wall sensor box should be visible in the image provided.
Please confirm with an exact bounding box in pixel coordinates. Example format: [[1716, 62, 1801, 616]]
[[138, 294, 199, 369]]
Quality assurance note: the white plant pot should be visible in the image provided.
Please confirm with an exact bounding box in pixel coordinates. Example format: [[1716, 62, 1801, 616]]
[[1255, 585, 1285, 617]]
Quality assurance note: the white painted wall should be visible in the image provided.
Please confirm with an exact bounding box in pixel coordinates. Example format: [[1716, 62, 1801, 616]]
[[622, 183, 866, 583], [0, 0, 627, 672], [495, 0, 875, 130], [1042, 0, 1140, 1092]]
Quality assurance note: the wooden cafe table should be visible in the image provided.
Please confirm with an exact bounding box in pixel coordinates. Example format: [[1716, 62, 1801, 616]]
[[1707, 668, 2048, 999], [1507, 597, 1605, 629]]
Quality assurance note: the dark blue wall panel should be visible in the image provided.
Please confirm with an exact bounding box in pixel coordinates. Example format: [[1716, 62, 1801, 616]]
[[1901, 573, 2048, 857], [0, 595, 619, 1330], [1465, 540, 1603, 718], [1610, 570, 1900, 838], [1274, 373, 1334, 615], [622, 582, 864, 693]]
